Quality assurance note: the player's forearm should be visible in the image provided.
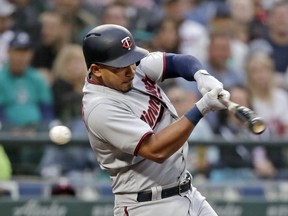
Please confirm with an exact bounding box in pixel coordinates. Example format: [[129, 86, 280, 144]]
[[138, 117, 196, 163], [138, 87, 226, 163]]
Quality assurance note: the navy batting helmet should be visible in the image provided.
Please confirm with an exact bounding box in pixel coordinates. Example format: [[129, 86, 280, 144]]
[[82, 24, 149, 68]]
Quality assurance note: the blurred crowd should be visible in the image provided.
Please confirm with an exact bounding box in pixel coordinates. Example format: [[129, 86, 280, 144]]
[[0, 0, 288, 184]]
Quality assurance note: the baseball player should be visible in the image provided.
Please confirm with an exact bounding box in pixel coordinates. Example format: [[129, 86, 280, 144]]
[[82, 24, 230, 216]]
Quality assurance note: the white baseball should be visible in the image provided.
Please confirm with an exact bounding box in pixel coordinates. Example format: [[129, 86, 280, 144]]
[[49, 125, 72, 145]]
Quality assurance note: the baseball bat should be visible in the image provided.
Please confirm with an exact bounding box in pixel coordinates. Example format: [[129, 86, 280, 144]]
[[220, 97, 266, 135]]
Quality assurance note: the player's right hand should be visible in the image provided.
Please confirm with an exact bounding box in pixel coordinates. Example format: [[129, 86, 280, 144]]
[[195, 87, 227, 115]]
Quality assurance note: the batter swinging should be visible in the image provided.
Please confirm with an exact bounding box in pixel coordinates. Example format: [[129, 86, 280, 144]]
[[82, 24, 230, 216]]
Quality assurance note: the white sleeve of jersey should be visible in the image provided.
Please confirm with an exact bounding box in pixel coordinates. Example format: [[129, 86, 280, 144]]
[[137, 51, 165, 82], [87, 102, 153, 155]]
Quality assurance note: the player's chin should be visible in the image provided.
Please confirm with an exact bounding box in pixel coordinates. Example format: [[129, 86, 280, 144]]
[[121, 83, 133, 93]]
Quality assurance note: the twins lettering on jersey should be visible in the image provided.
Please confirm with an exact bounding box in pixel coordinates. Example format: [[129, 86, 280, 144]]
[[140, 76, 164, 129]]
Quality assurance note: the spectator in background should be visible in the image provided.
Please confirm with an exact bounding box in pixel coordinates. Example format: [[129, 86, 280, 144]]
[[265, 2, 288, 74], [48, 0, 97, 44], [163, 0, 209, 63], [249, 0, 268, 40], [100, 1, 130, 29], [246, 52, 288, 179], [51, 44, 87, 134], [150, 16, 180, 53], [211, 85, 257, 181], [110, 0, 163, 32], [202, 31, 245, 131], [212, 82, 288, 181], [216, 85, 255, 140], [0, 31, 54, 133], [226, 0, 254, 43], [249, 2, 288, 76], [0, 145, 12, 180], [31, 9, 72, 85], [39, 43, 98, 180], [205, 32, 245, 88], [246, 52, 288, 139], [162, 0, 210, 109], [10, 0, 41, 45], [0, 0, 15, 68], [209, 13, 249, 72], [185, 0, 228, 27]]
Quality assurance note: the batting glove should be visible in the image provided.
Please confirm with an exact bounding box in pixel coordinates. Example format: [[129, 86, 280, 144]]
[[194, 69, 230, 103], [195, 87, 227, 115], [194, 70, 223, 95]]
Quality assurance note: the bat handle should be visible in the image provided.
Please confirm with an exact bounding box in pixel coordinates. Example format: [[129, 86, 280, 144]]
[[218, 97, 236, 110]]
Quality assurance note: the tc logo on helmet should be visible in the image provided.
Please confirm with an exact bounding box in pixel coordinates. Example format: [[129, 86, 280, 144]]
[[121, 36, 133, 50]]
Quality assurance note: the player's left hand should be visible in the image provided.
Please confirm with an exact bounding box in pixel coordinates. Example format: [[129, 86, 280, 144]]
[[218, 89, 230, 102], [196, 87, 227, 115]]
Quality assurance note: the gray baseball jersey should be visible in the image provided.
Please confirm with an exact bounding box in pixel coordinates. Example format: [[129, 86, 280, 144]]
[[82, 51, 218, 216], [82, 51, 188, 193]]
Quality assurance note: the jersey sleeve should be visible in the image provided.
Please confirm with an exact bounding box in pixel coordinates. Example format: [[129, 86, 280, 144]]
[[137, 52, 165, 82], [87, 102, 153, 155]]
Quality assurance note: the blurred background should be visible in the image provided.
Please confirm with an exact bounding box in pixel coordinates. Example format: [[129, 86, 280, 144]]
[[0, 0, 288, 215]]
